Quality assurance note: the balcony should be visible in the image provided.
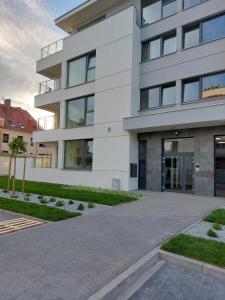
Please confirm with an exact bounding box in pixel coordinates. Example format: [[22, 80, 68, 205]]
[[41, 39, 63, 59], [39, 78, 61, 95], [38, 115, 59, 131]]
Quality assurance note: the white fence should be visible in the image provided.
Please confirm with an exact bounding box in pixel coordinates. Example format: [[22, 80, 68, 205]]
[[0, 155, 10, 176]]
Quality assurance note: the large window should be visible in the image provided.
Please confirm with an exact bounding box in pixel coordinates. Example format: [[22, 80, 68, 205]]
[[182, 71, 225, 102], [3, 133, 9, 143], [183, 78, 200, 102], [142, 31, 176, 62], [67, 52, 96, 87], [140, 82, 176, 110], [64, 139, 93, 170], [183, 0, 204, 9], [184, 13, 225, 49], [142, 0, 176, 26], [66, 96, 94, 128]]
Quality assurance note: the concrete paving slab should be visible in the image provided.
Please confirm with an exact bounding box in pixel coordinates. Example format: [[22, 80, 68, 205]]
[[129, 262, 225, 300], [0, 191, 224, 300], [0, 209, 19, 221]]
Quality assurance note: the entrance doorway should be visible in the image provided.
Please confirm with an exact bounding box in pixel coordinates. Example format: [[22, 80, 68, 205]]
[[162, 138, 194, 193], [215, 136, 225, 197], [138, 140, 147, 189]]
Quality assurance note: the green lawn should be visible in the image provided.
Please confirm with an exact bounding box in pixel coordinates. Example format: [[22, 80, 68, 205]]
[[0, 197, 80, 222], [161, 234, 225, 268], [203, 209, 225, 225], [0, 176, 138, 206]]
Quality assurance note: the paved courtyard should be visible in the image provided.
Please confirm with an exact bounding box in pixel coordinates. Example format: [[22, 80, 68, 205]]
[[129, 262, 225, 300], [0, 192, 224, 300]]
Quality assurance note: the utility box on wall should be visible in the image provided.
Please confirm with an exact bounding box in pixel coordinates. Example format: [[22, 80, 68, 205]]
[[112, 178, 121, 190]]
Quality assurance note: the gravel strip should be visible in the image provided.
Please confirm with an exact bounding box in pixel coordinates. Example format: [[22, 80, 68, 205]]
[[0, 190, 109, 216], [185, 220, 225, 242]]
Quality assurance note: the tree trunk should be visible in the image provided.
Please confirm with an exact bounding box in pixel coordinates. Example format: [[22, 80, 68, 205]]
[[7, 155, 12, 193], [12, 156, 16, 196], [22, 156, 26, 193]]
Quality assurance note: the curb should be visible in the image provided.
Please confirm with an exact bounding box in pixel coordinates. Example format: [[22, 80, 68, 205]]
[[88, 247, 159, 300], [159, 250, 225, 281]]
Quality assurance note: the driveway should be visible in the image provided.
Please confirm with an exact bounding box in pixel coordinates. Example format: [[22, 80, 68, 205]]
[[0, 192, 224, 300]]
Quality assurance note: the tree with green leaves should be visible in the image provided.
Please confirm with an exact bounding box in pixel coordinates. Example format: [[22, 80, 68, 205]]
[[8, 138, 27, 196]]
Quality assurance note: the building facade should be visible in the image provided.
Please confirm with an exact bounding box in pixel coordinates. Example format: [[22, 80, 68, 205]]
[[0, 99, 54, 160], [30, 0, 225, 197]]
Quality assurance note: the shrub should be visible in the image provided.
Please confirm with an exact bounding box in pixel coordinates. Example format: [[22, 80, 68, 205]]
[[55, 200, 64, 207], [25, 193, 31, 197], [68, 200, 74, 205], [49, 197, 56, 202], [38, 195, 44, 200], [2, 189, 7, 193], [77, 203, 84, 211], [10, 195, 18, 199], [39, 198, 48, 204], [213, 223, 223, 231], [88, 202, 94, 209], [207, 229, 218, 238]]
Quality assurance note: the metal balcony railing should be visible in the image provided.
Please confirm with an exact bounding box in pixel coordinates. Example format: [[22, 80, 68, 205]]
[[37, 115, 59, 131], [41, 39, 63, 59], [39, 78, 61, 95]]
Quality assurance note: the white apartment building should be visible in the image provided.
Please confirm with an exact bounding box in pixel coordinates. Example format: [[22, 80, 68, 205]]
[[20, 0, 225, 196]]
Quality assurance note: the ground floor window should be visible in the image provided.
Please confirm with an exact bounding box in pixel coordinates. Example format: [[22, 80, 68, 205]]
[[64, 139, 93, 170], [215, 136, 225, 197]]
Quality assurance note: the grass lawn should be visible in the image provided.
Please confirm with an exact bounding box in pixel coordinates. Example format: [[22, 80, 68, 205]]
[[161, 234, 225, 268], [203, 209, 225, 225], [0, 197, 80, 222], [0, 176, 138, 206]]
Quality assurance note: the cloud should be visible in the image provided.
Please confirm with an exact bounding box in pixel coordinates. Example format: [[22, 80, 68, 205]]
[[0, 0, 64, 119]]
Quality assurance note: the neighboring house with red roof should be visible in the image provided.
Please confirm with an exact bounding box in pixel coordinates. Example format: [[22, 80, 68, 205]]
[[0, 99, 54, 156]]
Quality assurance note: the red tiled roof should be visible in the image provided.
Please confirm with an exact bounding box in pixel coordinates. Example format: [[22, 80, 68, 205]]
[[0, 100, 37, 133]]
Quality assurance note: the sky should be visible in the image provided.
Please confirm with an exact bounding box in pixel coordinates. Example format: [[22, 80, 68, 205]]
[[0, 0, 85, 119]]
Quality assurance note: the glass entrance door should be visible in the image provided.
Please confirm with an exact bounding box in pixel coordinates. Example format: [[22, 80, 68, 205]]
[[162, 139, 194, 193], [215, 136, 225, 197]]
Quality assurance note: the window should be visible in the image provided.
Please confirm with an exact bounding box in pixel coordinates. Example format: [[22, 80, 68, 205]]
[[184, 13, 225, 49], [66, 95, 94, 128], [184, 25, 200, 48], [142, 31, 176, 62], [202, 14, 225, 44], [67, 52, 96, 87], [3, 133, 9, 143], [142, 0, 176, 26], [162, 0, 177, 18], [140, 82, 176, 110], [163, 33, 176, 55], [183, 78, 200, 102], [183, 0, 202, 9], [182, 71, 225, 102], [162, 83, 176, 105], [64, 139, 93, 170], [202, 72, 225, 100], [17, 136, 23, 142]]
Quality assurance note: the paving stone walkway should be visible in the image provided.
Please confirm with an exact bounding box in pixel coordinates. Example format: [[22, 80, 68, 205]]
[[129, 262, 225, 300]]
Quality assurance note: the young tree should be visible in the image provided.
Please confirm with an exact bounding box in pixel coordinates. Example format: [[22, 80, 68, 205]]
[[8, 138, 27, 196]]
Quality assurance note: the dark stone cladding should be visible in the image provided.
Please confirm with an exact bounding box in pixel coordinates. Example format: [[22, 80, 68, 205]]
[[138, 126, 225, 197]]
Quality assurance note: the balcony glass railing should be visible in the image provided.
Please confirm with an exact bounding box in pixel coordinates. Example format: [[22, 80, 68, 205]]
[[32, 155, 57, 168], [41, 39, 63, 59], [39, 78, 61, 95], [38, 115, 59, 131]]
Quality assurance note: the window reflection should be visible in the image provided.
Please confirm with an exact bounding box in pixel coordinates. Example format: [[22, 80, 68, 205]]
[[202, 72, 225, 100]]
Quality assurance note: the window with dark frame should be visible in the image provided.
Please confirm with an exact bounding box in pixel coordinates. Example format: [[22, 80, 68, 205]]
[[182, 71, 225, 103], [142, 0, 176, 26], [64, 139, 93, 170], [67, 52, 96, 87], [17, 136, 23, 142], [142, 31, 176, 62], [66, 95, 95, 128], [140, 82, 176, 110], [183, 13, 225, 49], [2, 133, 9, 143], [183, 0, 205, 10]]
